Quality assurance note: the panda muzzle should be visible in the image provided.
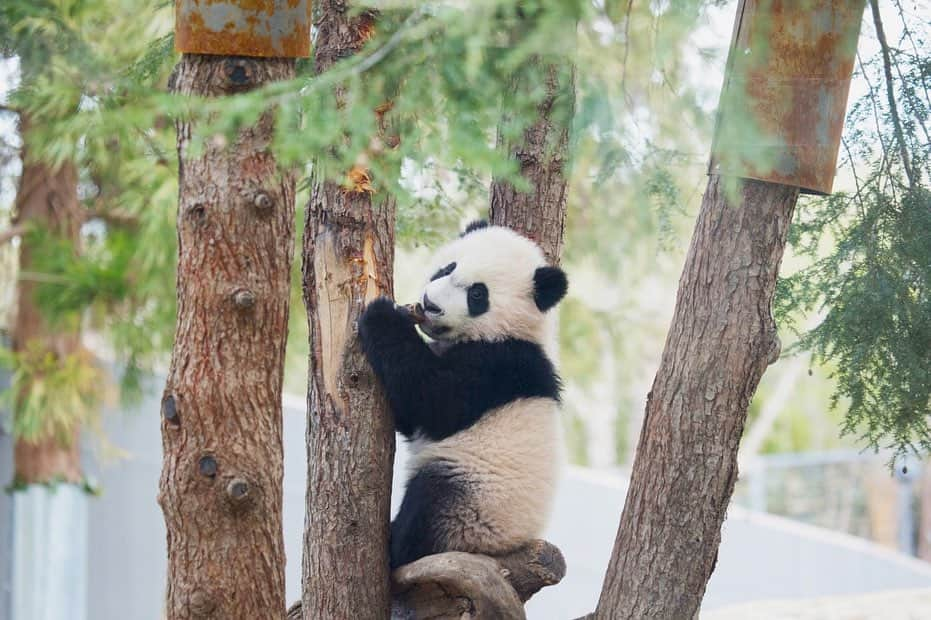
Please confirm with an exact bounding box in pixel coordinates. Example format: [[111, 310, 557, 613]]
[[422, 294, 443, 316]]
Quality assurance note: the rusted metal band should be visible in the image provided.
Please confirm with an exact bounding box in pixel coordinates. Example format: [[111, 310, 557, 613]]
[[710, 0, 866, 195], [175, 0, 312, 59]]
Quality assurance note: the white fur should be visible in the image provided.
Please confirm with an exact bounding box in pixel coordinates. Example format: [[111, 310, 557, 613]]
[[409, 397, 563, 553], [419, 226, 557, 352], [403, 226, 567, 555]]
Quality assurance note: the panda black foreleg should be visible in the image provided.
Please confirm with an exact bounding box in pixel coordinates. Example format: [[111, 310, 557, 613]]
[[390, 460, 466, 568], [359, 297, 444, 437]]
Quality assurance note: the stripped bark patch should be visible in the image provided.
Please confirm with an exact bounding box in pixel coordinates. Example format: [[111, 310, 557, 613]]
[[312, 228, 351, 400], [342, 165, 375, 195]]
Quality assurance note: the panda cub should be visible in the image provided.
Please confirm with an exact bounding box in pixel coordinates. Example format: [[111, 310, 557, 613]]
[[359, 220, 568, 569]]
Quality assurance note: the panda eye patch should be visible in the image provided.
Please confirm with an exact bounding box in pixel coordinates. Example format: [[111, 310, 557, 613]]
[[430, 262, 457, 282], [466, 282, 489, 317]]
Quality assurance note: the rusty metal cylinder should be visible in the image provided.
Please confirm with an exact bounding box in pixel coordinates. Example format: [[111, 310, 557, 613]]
[[710, 0, 866, 195], [175, 0, 312, 59]]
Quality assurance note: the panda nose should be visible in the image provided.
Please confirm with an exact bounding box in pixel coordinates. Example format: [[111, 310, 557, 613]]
[[422, 293, 443, 316]]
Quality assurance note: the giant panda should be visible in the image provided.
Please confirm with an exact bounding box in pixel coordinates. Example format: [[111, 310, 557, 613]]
[[358, 220, 568, 569]]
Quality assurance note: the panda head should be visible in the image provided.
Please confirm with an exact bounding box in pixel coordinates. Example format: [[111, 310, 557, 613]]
[[417, 220, 568, 346]]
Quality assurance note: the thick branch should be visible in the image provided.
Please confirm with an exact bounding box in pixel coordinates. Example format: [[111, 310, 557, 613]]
[[392, 553, 525, 620], [592, 176, 798, 619], [287, 540, 565, 620]]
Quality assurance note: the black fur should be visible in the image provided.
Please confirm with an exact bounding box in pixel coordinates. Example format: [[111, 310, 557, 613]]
[[533, 266, 568, 312], [389, 459, 468, 568], [466, 282, 489, 316], [358, 297, 561, 441], [460, 220, 489, 236], [430, 261, 457, 282]]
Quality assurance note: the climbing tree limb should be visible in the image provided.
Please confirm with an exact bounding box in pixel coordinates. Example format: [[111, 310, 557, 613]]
[[287, 539, 565, 620], [392, 553, 526, 620]]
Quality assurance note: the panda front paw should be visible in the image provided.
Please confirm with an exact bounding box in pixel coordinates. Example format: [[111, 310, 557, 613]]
[[363, 296, 398, 318], [359, 297, 415, 346]]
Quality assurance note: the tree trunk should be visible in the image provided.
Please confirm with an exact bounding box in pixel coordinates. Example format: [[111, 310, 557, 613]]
[[917, 460, 931, 561], [488, 39, 575, 609], [11, 113, 82, 485], [490, 61, 575, 265], [300, 3, 397, 618], [158, 54, 295, 620], [592, 175, 798, 619]]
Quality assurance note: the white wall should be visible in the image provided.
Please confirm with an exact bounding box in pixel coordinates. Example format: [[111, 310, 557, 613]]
[[3, 375, 931, 619]]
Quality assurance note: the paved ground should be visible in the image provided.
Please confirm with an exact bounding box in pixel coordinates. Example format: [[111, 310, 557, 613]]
[[523, 467, 931, 619], [704, 588, 931, 619]]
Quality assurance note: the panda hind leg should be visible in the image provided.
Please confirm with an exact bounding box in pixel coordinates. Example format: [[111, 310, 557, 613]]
[[390, 460, 468, 569]]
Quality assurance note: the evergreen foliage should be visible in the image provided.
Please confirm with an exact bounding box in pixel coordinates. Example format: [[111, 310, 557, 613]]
[[776, 4, 931, 458], [1, 0, 925, 462], [0, 342, 103, 444]]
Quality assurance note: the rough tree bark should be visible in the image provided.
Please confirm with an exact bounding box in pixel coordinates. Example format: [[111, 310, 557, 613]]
[[158, 55, 295, 619], [300, 4, 397, 618], [490, 61, 575, 265], [391, 540, 566, 619], [288, 541, 565, 620], [485, 31, 576, 616], [591, 175, 798, 619], [11, 113, 82, 485]]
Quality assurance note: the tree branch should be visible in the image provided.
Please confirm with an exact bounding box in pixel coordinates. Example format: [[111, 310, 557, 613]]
[[0, 224, 27, 245], [286, 540, 566, 620], [869, 0, 916, 189], [620, 0, 634, 107], [891, 0, 931, 110], [134, 127, 171, 168], [83, 205, 139, 228], [0, 207, 137, 246]]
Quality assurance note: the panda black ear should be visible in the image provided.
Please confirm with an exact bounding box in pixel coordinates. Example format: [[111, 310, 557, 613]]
[[460, 220, 489, 237], [533, 266, 568, 312]]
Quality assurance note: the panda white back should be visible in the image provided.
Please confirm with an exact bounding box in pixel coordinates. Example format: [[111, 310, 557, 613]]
[[358, 221, 568, 568]]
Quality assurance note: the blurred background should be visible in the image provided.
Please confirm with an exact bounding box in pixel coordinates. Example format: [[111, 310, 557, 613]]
[[1, 0, 930, 618]]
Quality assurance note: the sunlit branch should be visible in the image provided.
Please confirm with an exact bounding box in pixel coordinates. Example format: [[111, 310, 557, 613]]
[[870, 0, 916, 189], [892, 0, 931, 110]]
